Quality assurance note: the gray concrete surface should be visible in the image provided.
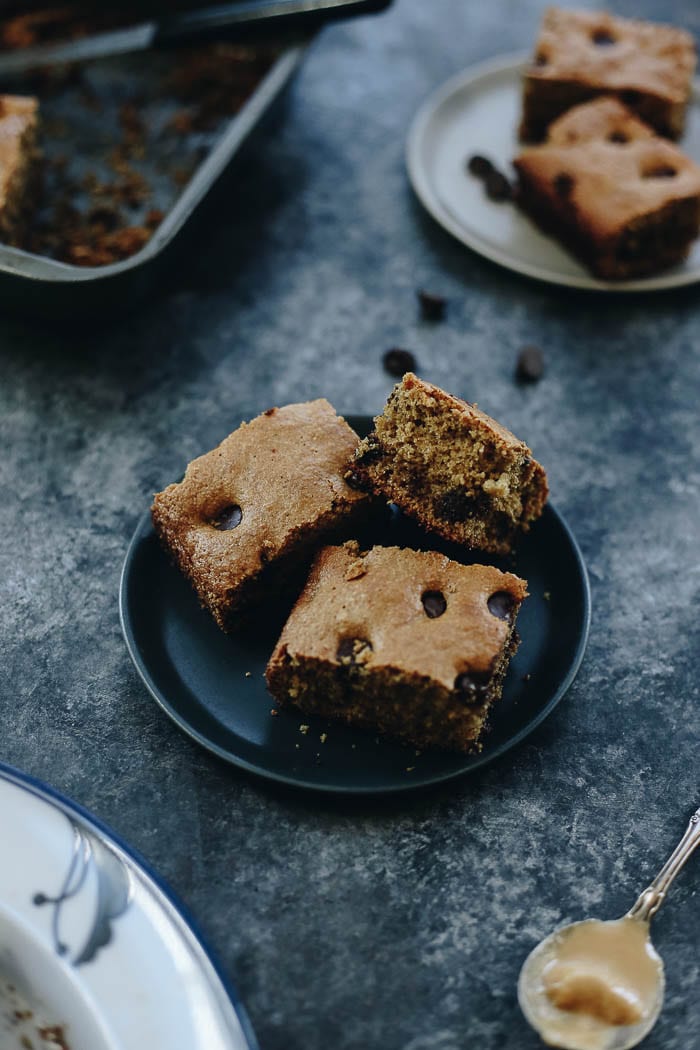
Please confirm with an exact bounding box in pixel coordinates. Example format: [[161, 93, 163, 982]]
[[2, 1, 700, 1048]]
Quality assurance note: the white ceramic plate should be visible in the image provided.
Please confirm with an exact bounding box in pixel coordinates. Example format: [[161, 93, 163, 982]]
[[0, 762, 256, 1050], [406, 52, 700, 292]]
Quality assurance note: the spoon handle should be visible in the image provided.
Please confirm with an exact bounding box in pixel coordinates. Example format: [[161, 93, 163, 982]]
[[627, 806, 700, 922]]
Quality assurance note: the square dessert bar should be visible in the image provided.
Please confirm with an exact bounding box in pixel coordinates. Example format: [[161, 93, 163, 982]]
[[350, 374, 548, 555], [151, 400, 374, 632], [520, 7, 696, 142], [0, 94, 40, 247], [266, 542, 528, 753], [514, 98, 700, 280]]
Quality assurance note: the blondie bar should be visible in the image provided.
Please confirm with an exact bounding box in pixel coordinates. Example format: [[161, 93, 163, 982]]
[[266, 542, 528, 753], [152, 401, 374, 631], [350, 374, 548, 554], [520, 8, 696, 142], [515, 97, 700, 279]]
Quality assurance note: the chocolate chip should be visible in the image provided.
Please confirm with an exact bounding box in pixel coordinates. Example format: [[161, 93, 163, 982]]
[[643, 165, 677, 179], [487, 591, 516, 621], [534, 51, 548, 67], [355, 435, 383, 465], [336, 637, 372, 665], [467, 154, 493, 178], [344, 469, 370, 492], [592, 28, 616, 46], [422, 590, 447, 618], [434, 487, 488, 523], [515, 344, 545, 383], [608, 130, 628, 144], [417, 289, 447, 322], [383, 348, 416, 377], [454, 670, 491, 705], [553, 172, 574, 197], [485, 170, 513, 202], [212, 504, 242, 530]]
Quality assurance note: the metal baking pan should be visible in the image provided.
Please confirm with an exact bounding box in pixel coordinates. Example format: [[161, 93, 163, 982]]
[[0, 40, 306, 318]]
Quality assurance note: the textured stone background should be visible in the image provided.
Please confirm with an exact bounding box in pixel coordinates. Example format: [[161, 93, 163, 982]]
[[2, 1, 700, 1048]]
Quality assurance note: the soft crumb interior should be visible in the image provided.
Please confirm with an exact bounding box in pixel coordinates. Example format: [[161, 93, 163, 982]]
[[356, 386, 544, 552], [273, 658, 487, 752], [267, 623, 520, 754]]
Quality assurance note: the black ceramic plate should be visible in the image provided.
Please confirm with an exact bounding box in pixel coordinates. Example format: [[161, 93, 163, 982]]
[[119, 416, 590, 795]]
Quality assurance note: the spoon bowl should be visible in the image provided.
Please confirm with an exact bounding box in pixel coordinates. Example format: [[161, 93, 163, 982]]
[[518, 807, 700, 1050], [518, 918, 664, 1050]]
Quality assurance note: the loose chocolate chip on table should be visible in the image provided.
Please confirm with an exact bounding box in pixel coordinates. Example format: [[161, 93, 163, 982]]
[[485, 170, 513, 202], [454, 671, 490, 704], [212, 504, 242, 530], [467, 154, 493, 178], [383, 348, 416, 377], [553, 172, 574, 197], [592, 28, 616, 45], [422, 590, 447, 618], [417, 289, 447, 322], [515, 344, 545, 383], [487, 591, 516, 621]]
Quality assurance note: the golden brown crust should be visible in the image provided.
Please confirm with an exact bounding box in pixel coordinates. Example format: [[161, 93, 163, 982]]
[[151, 400, 373, 631], [521, 7, 696, 140], [266, 542, 528, 752], [351, 374, 548, 554], [514, 97, 700, 279]]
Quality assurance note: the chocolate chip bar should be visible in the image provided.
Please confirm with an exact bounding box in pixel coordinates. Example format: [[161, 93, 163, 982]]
[[514, 97, 700, 280], [0, 94, 40, 246], [350, 374, 548, 555], [266, 542, 528, 753], [520, 8, 696, 142], [151, 401, 374, 631]]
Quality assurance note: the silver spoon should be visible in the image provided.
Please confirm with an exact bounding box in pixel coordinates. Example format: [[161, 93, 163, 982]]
[[518, 805, 700, 1050]]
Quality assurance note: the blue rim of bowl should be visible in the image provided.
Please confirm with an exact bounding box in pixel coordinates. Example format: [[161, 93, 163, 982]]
[[0, 759, 259, 1050], [119, 499, 592, 795]]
